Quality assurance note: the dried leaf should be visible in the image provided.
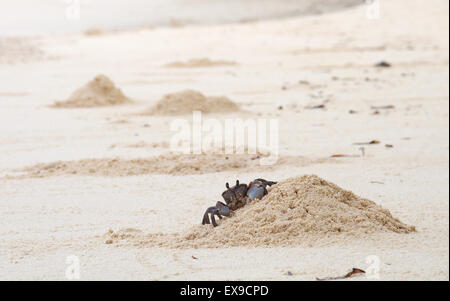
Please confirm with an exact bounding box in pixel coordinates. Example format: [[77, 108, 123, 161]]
[[316, 268, 366, 281], [353, 140, 380, 145], [331, 154, 359, 158]]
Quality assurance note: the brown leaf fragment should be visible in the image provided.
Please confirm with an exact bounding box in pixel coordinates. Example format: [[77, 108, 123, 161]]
[[344, 268, 366, 278], [353, 140, 380, 145], [316, 268, 366, 281], [331, 154, 359, 158]]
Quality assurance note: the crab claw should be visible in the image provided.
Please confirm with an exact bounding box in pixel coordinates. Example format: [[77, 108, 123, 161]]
[[201, 201, 231, 227], [245, 179, 277, 204], [255, 179, 277, 187]]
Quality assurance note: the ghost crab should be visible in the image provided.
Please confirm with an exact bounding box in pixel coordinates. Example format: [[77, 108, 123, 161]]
[[202, 178, 277, 227]]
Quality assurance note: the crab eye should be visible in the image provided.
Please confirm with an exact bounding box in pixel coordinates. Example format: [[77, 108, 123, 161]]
[[226, 183, 230, 189], [236, 180, 239, 186]]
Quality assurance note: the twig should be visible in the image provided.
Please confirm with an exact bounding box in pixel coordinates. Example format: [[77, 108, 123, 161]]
[[371, 105, 395, 110], [353, 140, 380, 145]]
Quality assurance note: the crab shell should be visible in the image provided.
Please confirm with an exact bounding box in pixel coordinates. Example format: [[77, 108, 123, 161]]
[[221, 180, 268, 211]]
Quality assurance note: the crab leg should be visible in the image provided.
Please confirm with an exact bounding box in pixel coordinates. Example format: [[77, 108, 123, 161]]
[[201, 202, 231, 227], [202, 206, 215, 225], [210, 212, 219, 227]]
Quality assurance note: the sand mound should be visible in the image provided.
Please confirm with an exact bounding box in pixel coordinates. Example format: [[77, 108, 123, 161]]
[[164, 58, 237, 68], [51, 75, 131, 108], [0, 37, 48, 64], [122, 175, 415, 248], [147, 90, 239, 115], [84, 28, 106, 36], [12, 153, 320, 178]]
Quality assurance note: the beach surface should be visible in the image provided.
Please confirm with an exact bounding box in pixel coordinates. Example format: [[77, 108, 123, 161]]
[[0, 0, 448, 280]]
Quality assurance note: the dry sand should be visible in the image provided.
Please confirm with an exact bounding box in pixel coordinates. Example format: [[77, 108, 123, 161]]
[[0, 0, 448, 280], [10, 153, 323, 178], [108, 175, 415, 249], [51, 75, 132, 108], [0, 37, 49, 64], [164, 58, 238, 68], [147, 90, 239, 115]]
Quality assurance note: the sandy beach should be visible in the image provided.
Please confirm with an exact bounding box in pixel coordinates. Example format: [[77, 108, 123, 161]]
[[0, 0, 448, 280]]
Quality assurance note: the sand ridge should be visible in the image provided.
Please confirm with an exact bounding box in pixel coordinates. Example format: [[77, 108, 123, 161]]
[[51, 74, 132, 108], [10, 153, 328, 178]]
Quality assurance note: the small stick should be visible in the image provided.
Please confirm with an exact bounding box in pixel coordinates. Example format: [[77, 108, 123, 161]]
[[353, 140, 380, 145], [371, 105, 395, 110]]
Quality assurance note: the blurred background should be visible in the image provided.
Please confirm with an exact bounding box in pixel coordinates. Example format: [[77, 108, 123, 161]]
[[0, 0, 362, 35]]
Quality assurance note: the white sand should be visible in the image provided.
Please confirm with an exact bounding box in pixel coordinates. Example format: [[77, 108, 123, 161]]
[[0, 0, 448, 280]]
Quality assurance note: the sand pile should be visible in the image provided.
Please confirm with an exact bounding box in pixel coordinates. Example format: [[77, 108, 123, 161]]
[[12, 153, 318, 178], [164, 58, 237, 68], [126, 175, 415, 248], [52, 74, 131, 108], [147, 90, 239, 115], [84, 28, 106, 36], [0, 37, 48, 64]]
